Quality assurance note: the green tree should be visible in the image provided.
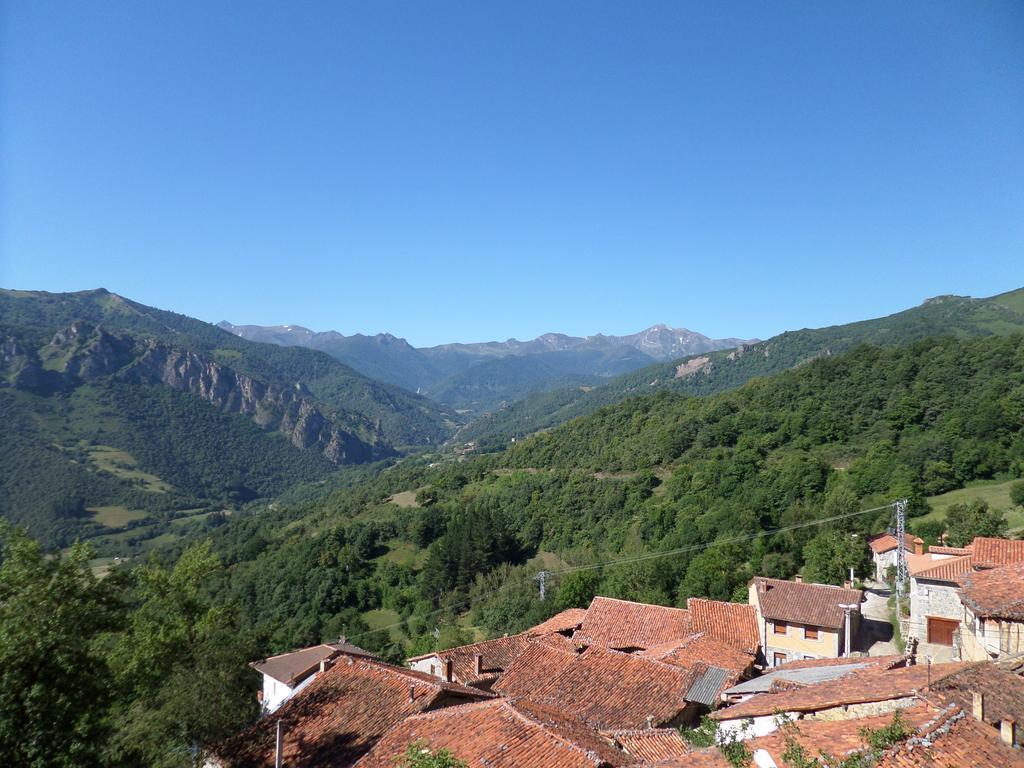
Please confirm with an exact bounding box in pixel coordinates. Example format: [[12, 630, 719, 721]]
[[944, 499, 1008, 547], [1010, 480, 1024, 507], [396, 740, 469, 768], [802, 531, 869, 585], [0, 525, 122, 768], [107, 541, 258, 768]]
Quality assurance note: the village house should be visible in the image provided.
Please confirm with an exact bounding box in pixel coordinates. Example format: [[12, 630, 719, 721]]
[[494, 643, 711, 729], [748, 577, 862, 667], [573, 596, 694, 651], [959, 561, 1024, 661], [719, 655, 906, 705], [868, 532, 924, 582], [710, 661, 965, 739], [352, 698, 636, 768], [406, 608, 585, 690], [908, 554, 974, 650], [248, 637, 375, 714], [210, 652, 492, 768]]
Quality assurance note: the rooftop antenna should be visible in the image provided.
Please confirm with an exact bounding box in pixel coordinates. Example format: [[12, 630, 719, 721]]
[[895, 499, 909, 600]]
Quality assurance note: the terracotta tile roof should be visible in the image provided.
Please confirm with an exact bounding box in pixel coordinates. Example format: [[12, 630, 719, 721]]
[[640, 634, 753, 703], [746, 704, 938, 765], [640, 634, 753, 674], [502, 645, 703, 730], [250, 641, 376, 685], [870, 532, 923, 554], [959, 561, 1024, 620], [750, 577, 862, 630], [576, 597, 693, 650], [927, 545, 972, 557], [492, 637, 585, 699], [601, 729, 689, 762], [928, 661, 1024, 736], [641, 749, 732, 767], [877, 706, 1024, 767], [408, 633, 534, 686], [214, 655, 491, 768], [685, 598, 760, 654], [913, 554, 976, 585], [353, 698, 635, 768], [711, 662, 967, 720], [771, 654, 905, 672], [526, 608, 589, 636], [970, 536, 1024, 567]]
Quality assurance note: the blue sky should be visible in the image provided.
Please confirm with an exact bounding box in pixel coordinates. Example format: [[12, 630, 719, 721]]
[[2, 2, 1022, 347]]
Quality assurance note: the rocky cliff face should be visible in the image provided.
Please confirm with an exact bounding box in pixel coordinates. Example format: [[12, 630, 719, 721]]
[[7, 322, 386, 464]]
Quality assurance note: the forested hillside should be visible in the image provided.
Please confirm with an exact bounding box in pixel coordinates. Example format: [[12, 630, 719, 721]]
[[460, 288, 1024, 448], [195, 334, 1024, 658], [0, 289, 459, 546]]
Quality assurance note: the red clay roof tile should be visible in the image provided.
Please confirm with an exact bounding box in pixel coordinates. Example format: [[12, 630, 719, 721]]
[[686, 599, 760, 655], [970, 537, 1024, 568], [959, 561, 1024, 620], [353, 698, 635, 768], [576, 597, 693, 651], [750, 577, 862, 630], [214, 654, 491, 768]]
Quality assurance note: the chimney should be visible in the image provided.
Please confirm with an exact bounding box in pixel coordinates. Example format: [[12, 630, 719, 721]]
[[914, 539, 924, 556], [319, 658, 332, 673], [843, 580, 852, 590], [444, 658, 453, 683], [645, 715, 655, 729], [794, 574, 803, 583], [409, 685, 415, 703], [972, 691, 985, 722], [338, 634, 347, 645], [474, 654, 484, 675], [1001, 719, 1017, 746]]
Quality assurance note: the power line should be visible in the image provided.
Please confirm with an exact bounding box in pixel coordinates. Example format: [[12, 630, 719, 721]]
[[344, 501, 898, 644]]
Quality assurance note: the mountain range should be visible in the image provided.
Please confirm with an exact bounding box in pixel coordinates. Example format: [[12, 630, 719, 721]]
[[217, 321, 752, 412]]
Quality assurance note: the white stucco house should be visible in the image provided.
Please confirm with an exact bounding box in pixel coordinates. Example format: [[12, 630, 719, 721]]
[[868, 531, 923, 582], [250, 637, 375, 714]]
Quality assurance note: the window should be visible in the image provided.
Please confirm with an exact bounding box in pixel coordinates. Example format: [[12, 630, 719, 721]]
[[773, 622, 788, 635], [773, 652, 787, 666], [804, 627, 819, 640]]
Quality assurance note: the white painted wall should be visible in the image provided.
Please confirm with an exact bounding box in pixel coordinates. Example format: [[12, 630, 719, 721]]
[[408, 655, 442, 679], [262, 675, 295, 714]]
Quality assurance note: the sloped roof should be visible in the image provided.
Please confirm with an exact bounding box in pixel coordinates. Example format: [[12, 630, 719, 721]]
[[602, 729, 689, 762], [870, 532, 923, 555], [959, 561, 1024, 620], [750, 577, 862, 630], [927, 545, 972, 557], [250, 640, 376, 685], [492, 638, 583, 699], [352, 698, 634, 768], [526, 608, 589, 636], [576, 597, 693, 650], [711, 662, 967, 720], [877, 707, 1024, 767], [640, 749, 731, 767], [215, 655, 491, 768], [641, 634, 753, 675], [721, 660, 877, 698], [771, 654, 905, 672], [686, 598, 760, 654], [913, 555, 975, 585], [745, 704, 938, 766], [408, 633, 532, 686], [929, 660, 1024, 735], [502, 645, 703, 730], [971, 537, 1024, 567]]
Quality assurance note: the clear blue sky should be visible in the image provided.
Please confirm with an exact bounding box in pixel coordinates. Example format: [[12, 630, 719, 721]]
[[2, 2, 1022, 347]]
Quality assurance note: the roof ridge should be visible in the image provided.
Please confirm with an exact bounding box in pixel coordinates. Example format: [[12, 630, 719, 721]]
[[589, 595, 689, 611], [505, 700, 612, 766]]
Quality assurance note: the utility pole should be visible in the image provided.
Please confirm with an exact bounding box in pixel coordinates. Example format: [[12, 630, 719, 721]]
[[839, 604, 857, 657], [894, 498, 909, 600], [535, 570, 550, 601], [275, 719, 284, 768]]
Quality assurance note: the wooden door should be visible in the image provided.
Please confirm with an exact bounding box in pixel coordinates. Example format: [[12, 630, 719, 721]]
[[927, 617, 958, 646]]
